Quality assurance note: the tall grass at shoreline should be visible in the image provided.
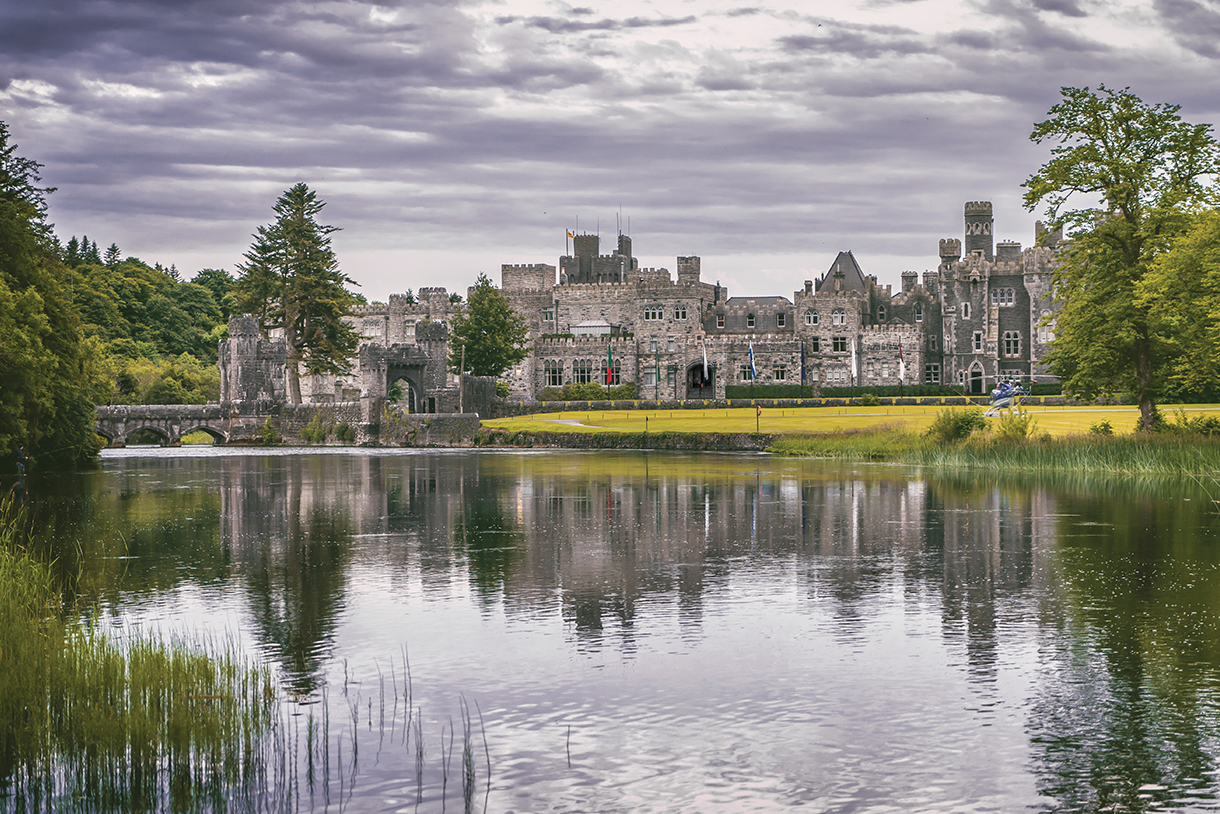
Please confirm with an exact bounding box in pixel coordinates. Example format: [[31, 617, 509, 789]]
[[0, 495, 281, 812], [770, 425, 1220, 478]]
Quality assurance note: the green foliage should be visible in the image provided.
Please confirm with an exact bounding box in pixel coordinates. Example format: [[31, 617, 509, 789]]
[[301, 413, 330, 443], [495, 380, 511, 398], [860, 393, 880, 406], [234, 183, 360, 405], [1089, 418, 1115, 436], [447, 273, 529, 378], [537, 381, 637, 401], [190, 267, 237, 320], [335, 421, 356, 443], [926, 407, 989, 444], [0, 122, 105, 469], [260, 417, 279, 445], [1023, 86, 1220, 431], [725, 384, 815, 399], [98, 352, 219, 405], [994, 408, 1040, 443]]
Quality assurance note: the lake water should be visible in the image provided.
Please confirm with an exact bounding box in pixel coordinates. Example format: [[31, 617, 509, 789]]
[[21, 447, 1220, 812]]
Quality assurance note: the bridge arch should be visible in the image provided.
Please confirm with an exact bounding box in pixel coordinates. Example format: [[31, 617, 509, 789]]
[[180, 424, 229, 444], [123, 424, 173, 446]]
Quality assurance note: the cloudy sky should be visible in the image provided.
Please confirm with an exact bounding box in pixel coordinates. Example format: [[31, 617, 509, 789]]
[[2, 0, 1218, 301]]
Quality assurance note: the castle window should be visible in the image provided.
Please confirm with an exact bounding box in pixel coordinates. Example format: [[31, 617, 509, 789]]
[[674, 305, 687, 320], [747, 314, 756, 329], [1004, 288, 1015, 305], [833, 336, 848, 353], [915, 305, 923, 323], [542, 307, 554, 321], [650, 339, 657, 353], [773, 365, 787, 381], [642, 369, 656, 387], [544, 361, 563, 387], [573, 359, 595, 384], [832, 308, 846, 326], [809, 337, 821, 353], [667, 339, 675, 351], [739, 364, 755, 382], [644, 305, 664, 321], [930, 336, 937, 350], [973, 331, 983, 353], [877, 305, 887, 322], [776, 312, 786, 328], [1001, 369, 1021, 382], [805, 311, 817, 326], [925, 364, 941, 384], [716, 314, 725, 329], [881, 363, 889, 378], [962, 303, 971, 319], [1004, 331, 1021, 357]]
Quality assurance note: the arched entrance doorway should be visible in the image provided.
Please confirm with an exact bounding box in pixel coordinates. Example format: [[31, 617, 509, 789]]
[[388, 375, 420, 413], [686, 362, 714, 399], [969, 364, 985, 395]]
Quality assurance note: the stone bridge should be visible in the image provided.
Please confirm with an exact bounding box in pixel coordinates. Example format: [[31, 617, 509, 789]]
[[95, 403, 231, 447]]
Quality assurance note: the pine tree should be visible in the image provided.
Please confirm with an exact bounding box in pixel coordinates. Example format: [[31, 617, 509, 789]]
[[234, 183, 360, 405]]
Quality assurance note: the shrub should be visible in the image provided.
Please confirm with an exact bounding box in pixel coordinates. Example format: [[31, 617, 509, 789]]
[[1168, 410, 1220, 436], [301, 413, 330, 443], [260, 417, 279, 445], [860, 394, 880, 407], [1089, 418, 1114, 436], [495, 381, 511, 398], [926, 407, 988, 444], [994, 408, 1039, 443], [335, 421, 356, 443]]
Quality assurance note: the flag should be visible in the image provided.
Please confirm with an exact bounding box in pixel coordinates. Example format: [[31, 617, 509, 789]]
[[749, 342, 757, 381], [850, 336, 858, 383], [702, 340, 709, 381], [898, 339, 906, 383], [567, 230, 575, 239], [606, 343, 613, 385]]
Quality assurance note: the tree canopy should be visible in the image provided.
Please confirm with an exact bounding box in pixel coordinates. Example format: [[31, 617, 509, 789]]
[[0, 122, 105, 468], [1023, 85, 1220, 430], [447, 273, 529, 378], [233, 183, 360, 405]]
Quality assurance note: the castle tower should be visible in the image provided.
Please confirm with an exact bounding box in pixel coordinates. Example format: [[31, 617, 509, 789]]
[[939, 238, 961, 264], [964, 201, 993, 260]]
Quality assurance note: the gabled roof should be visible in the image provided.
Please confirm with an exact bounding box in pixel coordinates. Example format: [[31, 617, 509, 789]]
[[815, 251, 869, 294]]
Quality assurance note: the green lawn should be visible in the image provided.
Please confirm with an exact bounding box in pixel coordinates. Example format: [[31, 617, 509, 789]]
[[483, 404, 1220, 438]]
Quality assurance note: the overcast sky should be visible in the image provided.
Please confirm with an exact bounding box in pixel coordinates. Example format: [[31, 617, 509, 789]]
[[2, 0, 1218, 302]]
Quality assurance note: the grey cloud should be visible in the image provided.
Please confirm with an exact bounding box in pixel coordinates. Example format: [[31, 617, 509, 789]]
[[1030, 0, 1087, 17], [495, 14, 697, 34], [1154, 0, 1220, 58]]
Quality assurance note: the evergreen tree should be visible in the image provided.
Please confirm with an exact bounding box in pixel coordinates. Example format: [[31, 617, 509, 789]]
[[233, 183, 360, 405], [447, 273, 529, 378], [103, 243, 121, 267], [1023, 86, 1220, 430]]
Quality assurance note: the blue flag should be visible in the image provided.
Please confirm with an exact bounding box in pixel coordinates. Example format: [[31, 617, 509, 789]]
[[749, 342, 757, 381]]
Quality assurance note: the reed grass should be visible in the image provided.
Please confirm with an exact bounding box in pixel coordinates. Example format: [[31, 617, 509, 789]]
[[0, 496, 281, 812], [770, 425, 1220, 479]]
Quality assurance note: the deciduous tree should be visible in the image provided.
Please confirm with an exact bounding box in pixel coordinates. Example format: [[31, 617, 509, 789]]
[[447, 273, 529, 378], [1023, 85, 1220, 430], [234, 184, 360, 405]]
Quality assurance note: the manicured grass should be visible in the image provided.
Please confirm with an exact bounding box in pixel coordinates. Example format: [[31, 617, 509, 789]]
[[485, 404, 1220, 439]]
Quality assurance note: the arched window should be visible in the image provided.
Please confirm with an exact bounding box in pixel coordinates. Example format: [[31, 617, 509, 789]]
[[876, 305, 886, 322], [1004, 331, 1021, 357], [805, 310, 817, 326], [832, 308, 846, 326], [746, 313, 755, 328], [915, 305, 923, 323]]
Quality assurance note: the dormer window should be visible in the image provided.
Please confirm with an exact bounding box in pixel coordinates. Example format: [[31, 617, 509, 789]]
[[776, 313, 786, 328], [746, 313, 755, 329], [716, 314, 725, 329]]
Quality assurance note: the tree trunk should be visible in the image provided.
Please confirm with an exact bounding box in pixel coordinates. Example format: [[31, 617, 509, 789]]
[[286, 336, 303, 406], [1134, 333, 1156, 432]]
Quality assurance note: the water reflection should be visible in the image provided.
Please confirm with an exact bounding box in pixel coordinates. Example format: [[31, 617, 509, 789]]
[[26, 449, 1220, 811]]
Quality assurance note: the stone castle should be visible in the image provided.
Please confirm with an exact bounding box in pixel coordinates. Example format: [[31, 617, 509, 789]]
[[223, 201, 1061, 412]]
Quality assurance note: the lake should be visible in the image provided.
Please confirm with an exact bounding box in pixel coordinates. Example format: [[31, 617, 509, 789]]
[[18, 447, 1220, 812]]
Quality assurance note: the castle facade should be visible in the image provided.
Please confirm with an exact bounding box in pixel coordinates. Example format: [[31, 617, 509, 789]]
[[283, 200, 1060, 410]]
